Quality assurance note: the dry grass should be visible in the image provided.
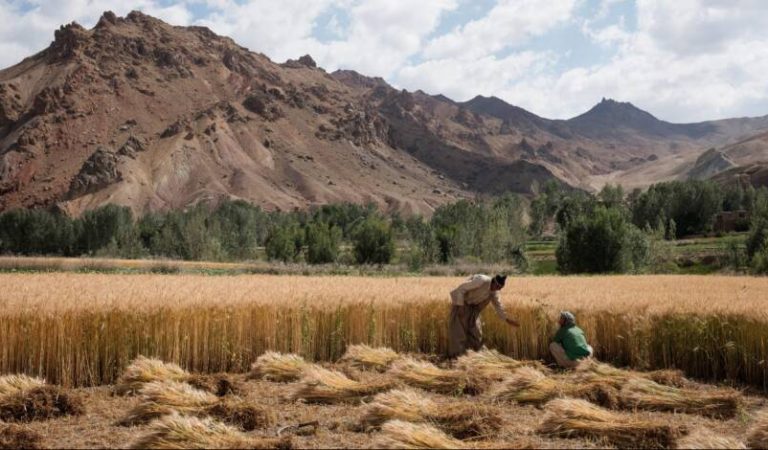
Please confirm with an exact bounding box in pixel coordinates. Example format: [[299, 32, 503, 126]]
[[375, 420, 469, 449], [339, 345, 400, 372], [0, 386, 84, 422], [119, 380, 271, 431], [538, 398, 685, 449], [114, 356, 190, 395], [2, 274, 768, 389], [388, 357, 471, 394], [746, 408, 768, 449], [0, 375, 46, 397], [359, 388, 502, 438], [185, 374, 242, 397], [0, 423, 42, 449], [249, 352, 311, 383], [618, 379, 743, 419], [676, 428, 746, 449], [291, 366, 395, 404], [129, 414, 292, 449]]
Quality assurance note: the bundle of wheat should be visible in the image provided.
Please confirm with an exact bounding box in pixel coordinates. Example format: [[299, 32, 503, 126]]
[[0, 423, 42, 449], [249, 352, 311, 382], [114, 356, 190, 395], [455, 349, 547, 385], [185, 374, 242, 397], [486, 367, 559, 404], [746, 408, 768, 449], [339, 345, 400, 372], [388, 358, 470, 394], [575, 360, 688, 388], [0, 385, 84, 422], [538, 398, 683, 449], [486, 367, 619, 408], [0, 375, 46, 397], [376, 420, 468, 449], [676, 428, 745, 449], [359, 388, 502, 438], [119, 381, 271, 431], [618, 379, 742, 419], [291, 366, 394, 404], [129, 414, 292, 449]]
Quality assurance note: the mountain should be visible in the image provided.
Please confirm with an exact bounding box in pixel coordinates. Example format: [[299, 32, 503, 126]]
[[0, 11, 767, 216]]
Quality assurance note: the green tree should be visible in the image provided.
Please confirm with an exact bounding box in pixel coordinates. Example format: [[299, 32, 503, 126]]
[[305, 221, 341, 264], [556, 206, 648, 274], [265, 225, 303, 263], [352, 216, 395, 265]]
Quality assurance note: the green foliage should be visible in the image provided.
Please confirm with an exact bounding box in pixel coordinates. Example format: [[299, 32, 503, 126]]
[[352, 216, 395, 265], [631, 180, 725, 238], [430, 194, 525, 263], [556, 206, 649, 274], [265, 224, 303, 263], [305, 221, 341, 264]]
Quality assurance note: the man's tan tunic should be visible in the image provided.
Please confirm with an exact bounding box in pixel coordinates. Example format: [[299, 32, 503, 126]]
[[448, 274, 507, 357]]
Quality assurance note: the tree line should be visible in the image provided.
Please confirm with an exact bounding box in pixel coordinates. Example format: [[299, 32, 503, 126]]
[[1, 180, 767, 273]]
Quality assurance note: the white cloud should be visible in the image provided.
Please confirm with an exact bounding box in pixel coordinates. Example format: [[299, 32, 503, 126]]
[[422, 0, 577, 60]]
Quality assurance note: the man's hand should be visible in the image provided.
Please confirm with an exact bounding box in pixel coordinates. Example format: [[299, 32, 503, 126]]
[[506, 318, 520, 327]]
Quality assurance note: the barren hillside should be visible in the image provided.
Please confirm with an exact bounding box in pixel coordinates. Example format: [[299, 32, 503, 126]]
[[1, 11, 766, 216]]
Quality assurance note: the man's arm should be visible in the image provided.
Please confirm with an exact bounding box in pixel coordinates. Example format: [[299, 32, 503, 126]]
[[491, 295, 520, 326], [450, 276, 487, 305], [552, 327, 565, 344]]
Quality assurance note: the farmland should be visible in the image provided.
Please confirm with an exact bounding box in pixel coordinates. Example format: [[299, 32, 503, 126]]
[[1, 273, 768, 448], [1, 273, 767, 388]]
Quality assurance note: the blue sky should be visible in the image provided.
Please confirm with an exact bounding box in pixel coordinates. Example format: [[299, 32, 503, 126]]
[[1, 0, 768, 122]]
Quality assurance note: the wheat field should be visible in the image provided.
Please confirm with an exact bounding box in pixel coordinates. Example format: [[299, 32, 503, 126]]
[[0, 273, 767, 388]]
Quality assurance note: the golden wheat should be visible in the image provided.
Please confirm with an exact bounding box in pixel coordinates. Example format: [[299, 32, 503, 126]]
[[676, 428, 746, 449], [339, 345, 400, 371], [291, 366, 394, 404], [0, 375, 46, 397], [359, 388, 502, 438], [538, 398, 684, 449], [249, 352, 311, 382], [0, 273, 767, 388]]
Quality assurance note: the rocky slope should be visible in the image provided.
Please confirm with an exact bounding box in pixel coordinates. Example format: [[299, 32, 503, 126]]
[[0, 11, 766, 216]]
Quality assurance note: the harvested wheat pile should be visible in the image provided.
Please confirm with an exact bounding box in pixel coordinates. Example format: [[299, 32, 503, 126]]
[[486, 367, 558, 404], [676, 428, 745, 449], [376, 420, 468, 449], [388, 358, 470, 394], [0, 375, 46, 397], [360, 388, 502, 438], [340, 345, 400, 371], [619, 379, 742, 419], [185, 374, 242, 397], [202, 399, 273, 432], [0, 386, 84, 422], [486, 366, 619, 408], [455, 349, 547, 384], [538, 398, 684, 449], [114, 356, 190, 395], [249, 352, 311, 382], [291, 366, 394, 404], [119, 380, 271, 431], [575, 360, 688, 388], [747, 408, 768, 449], [130, 414, 292, 449], [0, 423, 42, 449]]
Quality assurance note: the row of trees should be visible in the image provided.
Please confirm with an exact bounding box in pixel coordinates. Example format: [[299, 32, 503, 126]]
[[1, 179, 767, 273], [0, 195, 527, 267], [535, 180, 768, 274]]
